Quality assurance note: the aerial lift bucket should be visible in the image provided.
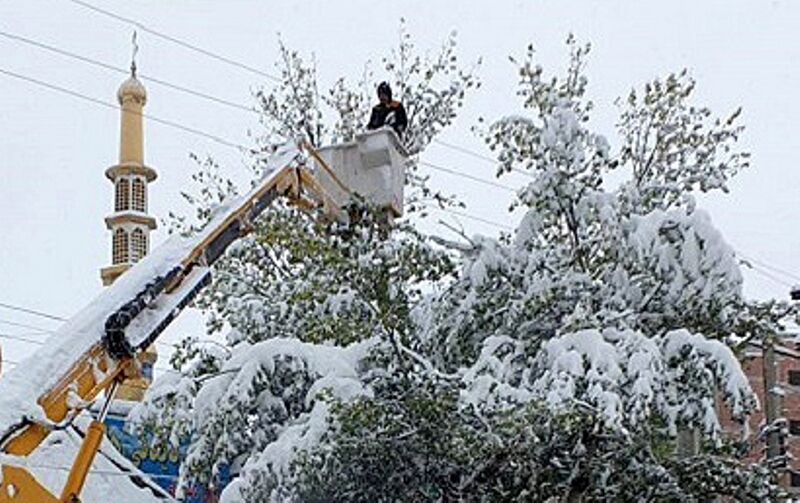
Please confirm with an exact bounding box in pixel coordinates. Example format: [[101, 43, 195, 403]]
[[310, 127, 408, 218]]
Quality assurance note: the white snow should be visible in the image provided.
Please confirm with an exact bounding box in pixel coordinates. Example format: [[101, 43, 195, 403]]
[[178, 337, 375, 503], [0, 143, 301, 444], [459, 327, 755, 437], [0, 233, 199, 437], [0, 416, 172, 502]]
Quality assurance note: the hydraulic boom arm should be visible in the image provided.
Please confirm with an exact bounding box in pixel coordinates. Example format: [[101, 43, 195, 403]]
[[0, 142, 348, 503]]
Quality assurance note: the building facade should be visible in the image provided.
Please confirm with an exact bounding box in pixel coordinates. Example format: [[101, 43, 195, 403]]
[[720, 339, 800, 492]]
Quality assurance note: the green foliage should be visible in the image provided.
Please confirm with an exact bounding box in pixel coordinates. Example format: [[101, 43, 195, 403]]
[[294, 376, 779, 503], [617, 70, 748, 211], [253, 20, 479, 157], [194, 202, 455, 349]]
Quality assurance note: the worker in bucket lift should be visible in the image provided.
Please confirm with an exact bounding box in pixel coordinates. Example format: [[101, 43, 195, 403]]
[[367, 81, 407, 138]]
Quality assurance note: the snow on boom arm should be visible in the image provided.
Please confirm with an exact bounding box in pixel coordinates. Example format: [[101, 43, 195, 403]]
[[0, 130, 406, 503]]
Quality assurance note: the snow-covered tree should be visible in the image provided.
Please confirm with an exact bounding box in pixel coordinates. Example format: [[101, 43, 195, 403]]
[[246, 19, 479, 214], [253, 20, 479, 156], [135, 35, 791, 502]]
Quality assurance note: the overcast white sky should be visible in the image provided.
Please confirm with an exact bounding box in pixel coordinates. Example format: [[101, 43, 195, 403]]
[[1, 0, 798, 369]]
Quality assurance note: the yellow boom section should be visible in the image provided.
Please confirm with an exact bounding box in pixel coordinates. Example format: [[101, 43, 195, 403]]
[[0, 149, 343, 502], [0, 131, 403, 502]]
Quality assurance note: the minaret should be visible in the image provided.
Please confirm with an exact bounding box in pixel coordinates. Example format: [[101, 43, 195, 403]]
[[100, 61, 157, 286], [100, 56, 158, 402]]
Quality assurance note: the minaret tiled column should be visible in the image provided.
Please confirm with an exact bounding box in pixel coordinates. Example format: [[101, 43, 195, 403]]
[[100, 65, 157, 287]]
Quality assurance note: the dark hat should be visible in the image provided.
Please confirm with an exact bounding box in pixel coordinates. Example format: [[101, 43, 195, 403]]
[[377, 81, 392, 99]]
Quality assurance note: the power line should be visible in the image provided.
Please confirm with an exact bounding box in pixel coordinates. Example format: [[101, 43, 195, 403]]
[[419, 160, 516, 192], [433, 139, 497, 164], [0, 31, 525, 198], [0, 318, 54, 333], [0, 333, 184, 375], [2, 66, 246, 150], [738, 252, 800, 284], [741, 262, 795, 289], [0, 302, 214, 356], [0, 66, 249, 151], [0, 28, 535, 196], [1, 29, 522, 196], [422, 203, 514, 231], [16, 461, 181, 482], [0, 29, 258, 116], [66, 0, 281, 83], [13, 3, 530, 187], [0, 332, 50, 345], [0, 301, 66, 321], [432, 138, 535, 179], [2, 14, 525, 184]]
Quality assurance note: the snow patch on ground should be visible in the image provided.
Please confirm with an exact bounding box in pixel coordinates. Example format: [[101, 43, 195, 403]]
[[1, 416, 171, 502]]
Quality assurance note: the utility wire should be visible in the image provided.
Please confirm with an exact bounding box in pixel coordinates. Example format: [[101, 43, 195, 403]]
[[0, 329, 200, 377], [433, 139, 496, 164], [0, 332, 185, 373], [738, 252, 800, 284], [0, 29, 258, 116], [13, 4, 524, 184], [741, 263, 795, 289], [1, 29, 523, 196], [15, 461, 181, 481], [0, 301, 218, 358], [419, 160, 516, 192], [422, 203, 514, 231], [66, 0, 281, 82], [2, 15, 524, 185], [0, 318, 54, 333], [0, 301, 66, 321], [0, 67, 249, 151], [433, 138, 535, 179], [0, 30, 532, 196], [0, 332, 50, 345]]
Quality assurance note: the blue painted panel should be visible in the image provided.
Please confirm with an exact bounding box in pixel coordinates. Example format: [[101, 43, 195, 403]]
[[105, 414, 231, 502]]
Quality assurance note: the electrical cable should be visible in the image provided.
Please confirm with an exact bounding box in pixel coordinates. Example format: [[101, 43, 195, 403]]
[[418, 160, 516, 192], [0, 331, 198, 376], [0, 67, 249, 151], [740, 263, 795, 289], [0, 318, 54, 333], [738, 252, 800, 284], [66, 0, 281, 82], [0, 31, 533, 196], [0, 332, 49, 345], [0, 29, 258, 115], [421, 203, 514, 231], [0, 301, 66, 321], [432, 138, 535, 179]]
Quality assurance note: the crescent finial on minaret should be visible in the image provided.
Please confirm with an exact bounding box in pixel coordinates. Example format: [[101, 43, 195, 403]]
[[130, 30, 139, 77]]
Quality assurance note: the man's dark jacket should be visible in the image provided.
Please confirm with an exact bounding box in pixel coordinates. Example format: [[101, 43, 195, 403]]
[[367, 100, 408, 137]]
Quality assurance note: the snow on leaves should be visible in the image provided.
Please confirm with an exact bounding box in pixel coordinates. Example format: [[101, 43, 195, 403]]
[[462, 327, 755, 440], [136, 35, 781, 502]]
